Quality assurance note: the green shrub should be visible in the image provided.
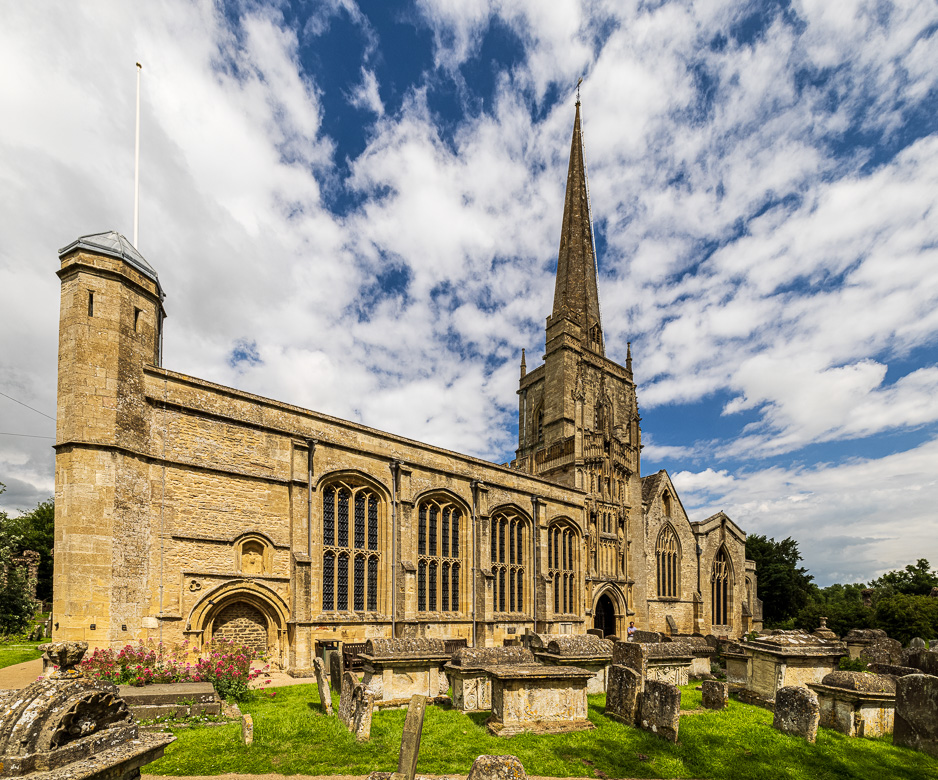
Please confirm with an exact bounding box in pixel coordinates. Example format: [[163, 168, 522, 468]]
[[838, 655, 868, 672]]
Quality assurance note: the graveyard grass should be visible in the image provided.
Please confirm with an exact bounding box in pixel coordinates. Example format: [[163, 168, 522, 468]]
[[144, 684, 938, 780], [0, 641, 42, 669]]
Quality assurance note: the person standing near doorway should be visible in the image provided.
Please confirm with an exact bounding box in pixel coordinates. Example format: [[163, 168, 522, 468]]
[[627, 621, 636, 641]]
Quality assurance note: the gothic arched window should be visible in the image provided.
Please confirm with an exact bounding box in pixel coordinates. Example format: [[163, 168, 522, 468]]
[[534, 406, 544, 443], [656, 526, 679, 598], [711, 547, 730, 627], [548, 522, 577, 615], [490, 509, 527, 614], [322, 479, 382, 614], [662, 491, 672, 517], [417, 495, 463, 613]]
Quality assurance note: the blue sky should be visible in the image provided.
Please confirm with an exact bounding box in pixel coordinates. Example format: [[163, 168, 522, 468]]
[[1, 0, 937, 587]]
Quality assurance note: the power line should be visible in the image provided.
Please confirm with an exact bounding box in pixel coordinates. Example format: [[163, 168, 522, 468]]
[[0, 391, 56, 421], [0, 432, 55, 440]]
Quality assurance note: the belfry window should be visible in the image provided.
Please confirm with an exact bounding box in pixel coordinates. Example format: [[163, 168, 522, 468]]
[[322, 480, 382, 614], [548, 522, 577, 615], [416, 496, 462, 613], [656, 526, 679, 598], [711, 548, 730, 626], [491, 509, 527, 614]]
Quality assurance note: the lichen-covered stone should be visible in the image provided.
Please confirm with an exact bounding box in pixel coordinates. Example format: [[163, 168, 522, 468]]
[[908, 637, 927, 651], [338, 670, 357, 725], [893, 673, 938, 758], [868, 663, 918, 678], [349, 684, 376, 741], [314, 657, 333, 715], [820, 671, 895, 693], [466, 755, 527, 780], [860, 636, 904, 666], [545, 635, 613, 657], [612, 640, 647, 675], [907, 649, 938, 677], [772, 686, 820, 743], [701, 680, 728, 710], [632, 630, 664, 643], [605, 665, 642, 725], [241, 713, 254, 745], [451, 647, 534, 668], [364, 638, 447, 659], [639, 679, 680, 742]]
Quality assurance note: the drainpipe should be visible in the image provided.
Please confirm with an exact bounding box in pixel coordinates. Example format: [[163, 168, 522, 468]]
[[306, 440, 317, 558], [471, 480, 479, 647], [389, 461, 400, 639]]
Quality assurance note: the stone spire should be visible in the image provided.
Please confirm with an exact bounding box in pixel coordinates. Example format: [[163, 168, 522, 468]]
[[552, 100, 603, 355]]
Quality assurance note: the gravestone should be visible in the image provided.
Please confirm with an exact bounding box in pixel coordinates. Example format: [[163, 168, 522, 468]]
[[330, 649, 344, 685], [907, 649, 938, 677], [638, 679, 681, 742], [612, 639, 647, 679], [861, 635, 904, 666], [772, 685, 820, 743], [893, 674, 938, 758], [314, 657, 333, 715], [466, 754, 527, 780], [338, 670, 357, 726], [701, 680, 728, 710], [241, 713, 254, 745], [909, 637, 927, 651], [632, 629, 664, 644], [396, 695, 427, 780], [605, 664, 642, 725], [349, 684, 376, 741]]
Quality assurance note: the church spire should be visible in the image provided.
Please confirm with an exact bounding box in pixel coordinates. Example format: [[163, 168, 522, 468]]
[[552, 100, 604, 355]]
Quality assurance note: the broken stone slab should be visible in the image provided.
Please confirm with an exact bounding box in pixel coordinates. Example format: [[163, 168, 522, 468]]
[[349, 684, 376, 742], [605, 664, 642, 725], [396, 695, 427, 780], [639, 679, 681, 743], [338, 670, 357, 726], [314, 657, 333, 715], [893, 673, 938, 758], [466, 754, 527, 780], [701, 680, 728, 710], [116, 681, 222, 719], [241, 713, 254, 745], [772, 685, 820, 743]]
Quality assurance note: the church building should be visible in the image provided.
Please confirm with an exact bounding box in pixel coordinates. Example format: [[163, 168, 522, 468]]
[[52, 104, 761, 669]]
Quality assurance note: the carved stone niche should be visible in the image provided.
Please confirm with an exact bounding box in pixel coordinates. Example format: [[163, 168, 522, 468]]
[[0, 641, 174, 780], [234, 533, 272, 576]]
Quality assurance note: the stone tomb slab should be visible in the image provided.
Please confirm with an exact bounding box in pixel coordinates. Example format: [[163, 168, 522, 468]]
[[359, 638, 451, 709], [532, 635, 612, 695], [809, 671, 895, 738], [485, 664, 595, 736], [444, 646, 534, 712]]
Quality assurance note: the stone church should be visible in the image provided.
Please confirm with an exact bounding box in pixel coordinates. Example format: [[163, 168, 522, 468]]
[[52, 103, 761, 669]]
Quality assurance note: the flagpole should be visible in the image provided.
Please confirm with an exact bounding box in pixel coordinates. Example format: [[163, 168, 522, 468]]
[[134, 62, 142, 248]]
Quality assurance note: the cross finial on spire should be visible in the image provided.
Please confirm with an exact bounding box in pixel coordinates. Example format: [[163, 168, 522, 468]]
[[576, 77, 583, 105]]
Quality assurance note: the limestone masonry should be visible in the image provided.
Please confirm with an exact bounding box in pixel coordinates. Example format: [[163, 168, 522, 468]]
[[52, 104, 760, 670]]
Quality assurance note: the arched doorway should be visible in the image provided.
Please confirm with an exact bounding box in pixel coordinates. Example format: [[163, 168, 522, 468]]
[[594, 593, 616, 636]]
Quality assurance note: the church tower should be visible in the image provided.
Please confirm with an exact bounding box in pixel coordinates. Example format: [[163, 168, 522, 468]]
[[513, 102, 645, 629]]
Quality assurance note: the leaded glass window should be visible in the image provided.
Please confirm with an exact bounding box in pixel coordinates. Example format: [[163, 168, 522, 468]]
[[492, 510, 528, 615], [712, 548, 730, 627], [656, 526, 680, 598], [415, 496, 464, 613], [321, 479, 384, 615], [548, 522, 577, 616]]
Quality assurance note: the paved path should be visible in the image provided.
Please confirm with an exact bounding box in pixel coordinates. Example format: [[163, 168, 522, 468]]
[[0, 658, 42, 690]]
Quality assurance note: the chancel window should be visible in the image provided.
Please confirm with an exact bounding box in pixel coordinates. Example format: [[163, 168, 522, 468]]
[[416, 496, 462, 613], [656, 526, 679, 598], [491, 509, 527, 614], [711, 547, 730, 626], [548, 523, 577, 615], [322, 480, 382, 613]]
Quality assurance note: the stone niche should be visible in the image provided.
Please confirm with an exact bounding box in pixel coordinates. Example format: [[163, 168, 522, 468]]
[[486, 664, 596, 736], [359, 638, 451, 708], [809, 671, 896, 738], [726, 631, 847, 707], [531, 635, 612, 694], [444, 646, 534, 712], [0, 641, 174, 780]]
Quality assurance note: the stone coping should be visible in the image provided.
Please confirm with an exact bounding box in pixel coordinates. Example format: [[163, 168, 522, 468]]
[[485, 664, 594, 681], [359, 653, 451, 667], [10, 732, 174, 780], [532, 651, 611, 664], [807, 683, 896, 704], [448, 647, 534, 669]]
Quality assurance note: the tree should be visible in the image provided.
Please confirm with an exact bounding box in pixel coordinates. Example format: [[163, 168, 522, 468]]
[[2, 497, 54, 601], [869, 558, 938, 597], [745, 534, 814, 626], [0, 484, 38, 634], [795, 582, 872, 637], [874, 592, 938, 644]]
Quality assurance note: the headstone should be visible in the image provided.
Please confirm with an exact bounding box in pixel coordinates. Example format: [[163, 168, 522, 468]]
[[861, 635, 904, 665], [701, 680, 728, 710], [632, 629, 664, 644], [396, 695, 427, 780], [772, 686, 820, 743], [908, 649, 938, 677], [314, 657, 333, 715], [330, 649, 344, 685], [349, 684, 376, 741], [466, 754, 527, 780], [338, 670, 357, 726], [241, 713, 254, 745], [586, 628, 604, 639], [909, 637, 927, 651], [605, 664, 642, 725], [639, 679, 681, 742], [893, 674, 938, 758], [612, 639, 647, 678]]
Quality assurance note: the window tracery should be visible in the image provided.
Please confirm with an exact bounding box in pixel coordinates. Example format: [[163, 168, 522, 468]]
[[417, 496, 462, 613], [656, 526, 679, 598], [322, 480, 382, 613], [491, 509, 527, 613], [548, 522, 577, 615], [711, 547, 730, 626]]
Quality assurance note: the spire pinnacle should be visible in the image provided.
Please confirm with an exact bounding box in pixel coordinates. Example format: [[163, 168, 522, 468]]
[[520, 348, 527, 378], [626, 342, 632, 374], [552, 101, 603, 355]]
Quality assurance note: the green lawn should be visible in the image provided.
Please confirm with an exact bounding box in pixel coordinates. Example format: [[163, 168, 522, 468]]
[[0, 641, 42, 670], [144, 683, 938, 779]]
